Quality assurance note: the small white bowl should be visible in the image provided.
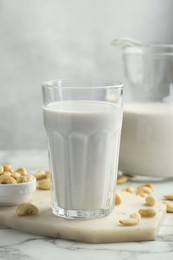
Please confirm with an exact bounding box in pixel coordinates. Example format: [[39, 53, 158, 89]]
[[0, 177, 36, 206]]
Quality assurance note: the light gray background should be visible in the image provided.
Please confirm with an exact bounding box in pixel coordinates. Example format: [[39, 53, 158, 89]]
[[0, 0, 173, 149]]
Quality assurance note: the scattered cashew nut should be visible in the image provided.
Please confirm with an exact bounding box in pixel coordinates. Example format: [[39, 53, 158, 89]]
[[34, 171, 48, 181], [136, 185, 152, 197], [163, 201, 173, 213], [115, 193, 122, 205], [145, 195, 156, 206], [117, 175, 128, 184], [119, 212, 141, 226], [143, 183, 154, 191], [138, 208, 156, 217], [16, 203, 39, 216], [123, 187, 134, 194], [37, 179, 51, 190], [163, 194, 173, 200], [130, 212, 141, 220]]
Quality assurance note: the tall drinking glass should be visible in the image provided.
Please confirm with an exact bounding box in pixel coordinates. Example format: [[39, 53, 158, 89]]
[[42, 80, 124, 219]]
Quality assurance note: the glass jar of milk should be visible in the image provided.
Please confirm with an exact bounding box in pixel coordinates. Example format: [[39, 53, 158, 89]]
[[113, 38, 173, 180]]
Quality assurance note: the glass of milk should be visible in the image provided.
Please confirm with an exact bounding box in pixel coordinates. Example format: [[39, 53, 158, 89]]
[[113, 38, 173, 180], [42, 80, 124, 219]]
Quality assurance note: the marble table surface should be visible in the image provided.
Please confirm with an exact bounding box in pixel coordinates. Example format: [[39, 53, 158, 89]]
[[0, 150, 173, 260]]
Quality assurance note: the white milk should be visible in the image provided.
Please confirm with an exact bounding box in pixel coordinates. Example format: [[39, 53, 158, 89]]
[[43, 100, 122, 211], [119, 102, 173, 178]]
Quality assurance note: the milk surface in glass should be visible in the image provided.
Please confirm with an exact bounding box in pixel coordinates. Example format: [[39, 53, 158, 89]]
[[43, 100, 122, 214]]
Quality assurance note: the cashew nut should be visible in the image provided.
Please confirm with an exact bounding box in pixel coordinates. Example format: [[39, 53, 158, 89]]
[[37, 179, 51, 190], [0, 175, 17, 184], [2, 171, 12, 177], [138, 208, 156, 217], [0, 165, 4, 175], [16, 203, 39, 216], [3, 164, 13, 172], [119, 212, 141, 226], [117, 175, 128, 184], [123, 187, 134, 194], [145, 195, 156, 206], [34, 170, 48, 181], [130, 212, 141, 220], [16, 175, 33, 183], [45, 171, 50, 179], [11, 172, 21, 180], [144, 183, 154, 191], [115, 193, 122, 205], [15, 167, 27, 175], [136, 185, 152, 197], [163, 201, 173, 213], [163, 194, 173, 200], [25, 175, 33, 182], [0, 164, 34, 184]]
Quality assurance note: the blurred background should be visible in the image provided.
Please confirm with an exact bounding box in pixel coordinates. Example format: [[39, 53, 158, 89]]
[[0, 0, 173, 149]]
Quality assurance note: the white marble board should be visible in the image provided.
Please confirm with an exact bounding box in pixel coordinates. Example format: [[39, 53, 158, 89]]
[[0, 190, 166, 243]]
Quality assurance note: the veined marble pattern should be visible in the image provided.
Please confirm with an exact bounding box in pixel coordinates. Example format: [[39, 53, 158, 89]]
[[0, 150, 173, 260]]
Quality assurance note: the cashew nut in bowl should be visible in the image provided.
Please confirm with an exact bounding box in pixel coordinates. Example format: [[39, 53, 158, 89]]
[[0, 165, 4, 175], [0, 175, 17, 184], [0, 164, 34, 184], [3, 164, 13, 172], [2, 171, 12, 177], [16, 175, 33, 183], [15, 167, 27, 175]]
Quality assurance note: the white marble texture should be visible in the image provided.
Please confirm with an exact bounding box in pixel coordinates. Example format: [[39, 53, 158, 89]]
[[0, 150, 173, 260], [1, 0, 173, 149]]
